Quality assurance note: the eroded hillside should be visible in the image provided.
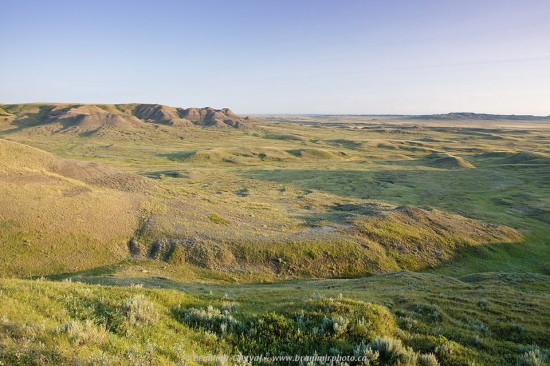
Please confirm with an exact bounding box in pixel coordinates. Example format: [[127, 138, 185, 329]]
[[0, 103, 256, 135]]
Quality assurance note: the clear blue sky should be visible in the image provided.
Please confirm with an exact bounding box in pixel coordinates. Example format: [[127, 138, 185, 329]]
[[1, 0, 549, 114]]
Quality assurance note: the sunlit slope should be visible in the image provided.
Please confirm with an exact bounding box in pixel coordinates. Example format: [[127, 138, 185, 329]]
[[0, 103, 256, 135], [0, 116, 529, 280], [0, 139, 147, 276], [0, 137, 521, 279], [1, 271, 549, 365]]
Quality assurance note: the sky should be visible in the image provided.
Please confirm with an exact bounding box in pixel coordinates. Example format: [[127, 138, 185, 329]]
[[1, 0, 549, 115]]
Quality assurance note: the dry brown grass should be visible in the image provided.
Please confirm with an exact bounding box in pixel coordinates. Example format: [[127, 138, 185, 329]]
[[0, 140, 142, 276]]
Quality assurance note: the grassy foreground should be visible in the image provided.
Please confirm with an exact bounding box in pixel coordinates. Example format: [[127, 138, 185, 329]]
[[1, 271, 549, 365]]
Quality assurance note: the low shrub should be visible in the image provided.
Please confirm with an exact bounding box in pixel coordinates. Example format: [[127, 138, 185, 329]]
[[321, 315, 350, 336], [353, 341, 380, 365], [208, 213, 229, 225], [418, 353, 439, 366], [517, 348, 547, 366], [177, 298, 396, 358], [368, 337, 418, 366], [477, 299, 490, 308], [121, 294, 159, 326], [57, 320, 107, 346], [435, 341, 464, 365], [180, 305, 241, 335]]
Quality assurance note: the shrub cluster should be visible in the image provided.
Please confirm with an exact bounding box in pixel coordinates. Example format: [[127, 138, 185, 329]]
[[57, 320, 108, 346], [181, 305, 240, 335], [177, 298, 448, 365], [121, 294, 159, 326], [354, 337, 440, 366], [517, 347, 548, 366]]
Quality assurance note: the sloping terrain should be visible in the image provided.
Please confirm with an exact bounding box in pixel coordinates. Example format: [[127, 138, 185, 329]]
[[0, 112, 544, 280], [353, 205, 520, 268], [127, 198, 521, 278], [0, 113, 548, 366], [1, 271, 548, 365], [0, 103, 256, 134], [0, 135, 522, 279], [1, 104, 146, 134], [499, 151, 550, 165], [131, 103, 255, 128], [0, 139, 148, 276], [425, 153, 475, 169], [131, 104, 194, 126]]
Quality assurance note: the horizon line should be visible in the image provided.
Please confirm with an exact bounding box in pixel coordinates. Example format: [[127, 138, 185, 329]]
[[1, 102, 549, 118]]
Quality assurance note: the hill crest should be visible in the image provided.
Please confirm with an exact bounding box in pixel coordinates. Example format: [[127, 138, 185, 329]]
[[0, 103, 256, 134]]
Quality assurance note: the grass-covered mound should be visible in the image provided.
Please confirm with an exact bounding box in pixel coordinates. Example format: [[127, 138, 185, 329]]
[[425, 153, 475, 169], [131, 202, 521, 278], [0, 139, 147, 276], [0, 278, 408, 365], [182, 147, 297, 163], [500, 151, 550, 165], [477, 150, 550, 166], [286, 148, 344, 160], [353, 205, 522, 269], [0, 278, 207, 365]]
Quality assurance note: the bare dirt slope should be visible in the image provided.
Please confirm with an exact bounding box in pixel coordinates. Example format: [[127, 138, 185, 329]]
[[0, 103, 256, 134]]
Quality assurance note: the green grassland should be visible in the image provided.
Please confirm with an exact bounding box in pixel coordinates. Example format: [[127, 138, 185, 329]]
[[1, 271, 548, 365], [2, 113, 548, 276], [0, 108, 549, 365]]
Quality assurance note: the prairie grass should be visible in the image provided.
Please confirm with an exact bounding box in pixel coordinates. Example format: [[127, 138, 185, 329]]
[[1, 112, 549, 364]]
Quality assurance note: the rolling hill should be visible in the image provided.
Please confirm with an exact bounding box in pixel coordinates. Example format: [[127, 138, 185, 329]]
[[0, 136, 523, 279], [0, 139, 149, 276], [0, 112, 548, 366], [0, 103, 256, 135]]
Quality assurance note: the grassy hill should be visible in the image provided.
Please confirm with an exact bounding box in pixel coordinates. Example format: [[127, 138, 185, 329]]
[[0, 139, 146, 276], [1, 271, 548, 365]]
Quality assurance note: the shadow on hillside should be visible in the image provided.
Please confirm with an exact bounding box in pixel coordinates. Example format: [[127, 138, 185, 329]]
[[246, 167, 482, 202], [246, 167, 550, 227], [295, 203, 385, 227], [39, 263, 121, 281], [141, 170, 190, 179], [0, 105, 66, 136], [157, 151, 196, 160]]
